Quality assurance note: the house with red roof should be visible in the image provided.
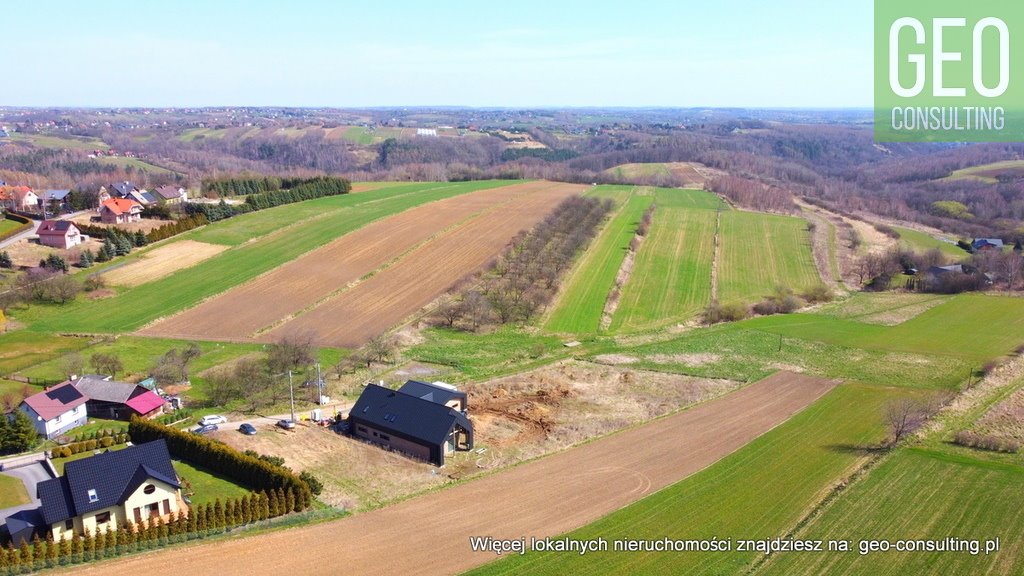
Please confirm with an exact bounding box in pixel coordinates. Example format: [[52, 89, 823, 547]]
[[1, 186, 39, 212], [36, 220, 83, 249], [99, 198, 142, 224], [19, 382, 89, 439], [73, 376, 166, 420]]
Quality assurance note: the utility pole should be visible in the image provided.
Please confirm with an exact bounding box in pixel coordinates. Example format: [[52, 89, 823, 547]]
[[316, 362, 323, 404], [288, 370, 296, 422]]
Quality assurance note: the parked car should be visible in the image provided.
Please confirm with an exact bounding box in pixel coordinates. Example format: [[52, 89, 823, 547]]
[[193, 424, 218, 435], [199, 414, 227, 426], [238, 423, 257, 435], [276, 419, 296, 430]]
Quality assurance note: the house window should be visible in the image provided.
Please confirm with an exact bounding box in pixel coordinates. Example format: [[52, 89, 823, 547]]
[[95, 511, 111, 524], [87, 489, 98, 503], [134, 508, 142, 524], [148, 503, 159, 518], [143, 484, 156, 495], [64, 519, 73, 530], [379, 433, 391, 441], [162, 499, 170, 514]]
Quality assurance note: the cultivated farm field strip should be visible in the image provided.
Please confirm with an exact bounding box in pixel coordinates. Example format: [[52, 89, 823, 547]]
[[261, 182, 586, 347], [31, 182, 510, 334], [759, 448, 1024, 576], [718, 210, 821, 303], [611, 205, 717, 331], [68, 372, 835, 576], [545, 192, 655, 334], [101, 240, 229, 287], [142, 182, 548, 341], [470, 382, 896, 576]]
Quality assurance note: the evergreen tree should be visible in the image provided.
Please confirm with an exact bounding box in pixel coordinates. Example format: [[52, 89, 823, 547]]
[[0, 410, 40, 455], [268, 490, 280, 517], [71, 535, 84, 564], [97, 238, 114, 262], [0, 251, 12, 269], [285, 488, 296, 514], [45, 536, 58, 568], [133, 230, 148, 247], [78, 250, 93, 268]]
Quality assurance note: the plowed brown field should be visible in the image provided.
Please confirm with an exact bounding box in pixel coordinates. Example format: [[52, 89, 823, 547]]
[[65, 371, 836, 576], [141, 181, 576, 341], [258, 182, 585, 347]]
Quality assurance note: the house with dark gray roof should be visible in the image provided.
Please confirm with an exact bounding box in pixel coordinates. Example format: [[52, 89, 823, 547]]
[[348, 383, 473, 466], [153, 185, 187, 205], [397, 380, 468, 412], [30, 439, 182, 541], [972, 238, 1005, 252], [73, 375, 167, 420]]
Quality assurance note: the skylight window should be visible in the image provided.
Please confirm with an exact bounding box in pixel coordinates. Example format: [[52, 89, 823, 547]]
[[87, 489, 98, 503]]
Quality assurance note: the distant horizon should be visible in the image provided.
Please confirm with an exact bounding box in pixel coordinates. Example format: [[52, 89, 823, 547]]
[[4, 0, 873, 109], [0, 105, 876, 111]]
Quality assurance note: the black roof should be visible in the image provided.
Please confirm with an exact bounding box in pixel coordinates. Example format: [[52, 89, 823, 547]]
[[349, 384, 471, 446], [4, 508, 44, 546], [110, 181, 136, 196], [397, 380, 467, 406], [37, 440, 179, 525], [46, 384, 84, 404]]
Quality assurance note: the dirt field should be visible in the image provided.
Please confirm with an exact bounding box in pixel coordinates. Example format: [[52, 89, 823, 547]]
[[69, 371, 835, 576], [141, 181, 573, 341], [3, 237, 104, 268], [101, 240, 228, 287], [259, 182, 585, 347]]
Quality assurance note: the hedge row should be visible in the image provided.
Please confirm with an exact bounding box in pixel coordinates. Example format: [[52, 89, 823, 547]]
[[127, 418, 312, 510], [50, 434, 129, 458], [244, 176, 351, 210], [0, 213, 32, 243], [0, 490, 297, 574]]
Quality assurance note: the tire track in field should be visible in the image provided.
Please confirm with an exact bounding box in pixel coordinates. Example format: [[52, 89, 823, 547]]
[[64, 371, 836, 576]]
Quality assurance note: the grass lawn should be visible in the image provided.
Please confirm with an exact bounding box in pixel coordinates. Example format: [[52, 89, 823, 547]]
[[0, 473, 30, 508], [467, 383, 905, 576], [0, 218, 24, 236], [718, 210, 821, 304], [760, 447, 1024, 576], [53, 443, 128, 474], [409, 327, 571, 383], [20, 181, 517, 334], [8, 133, 109, 151], [95, 156, 177, 175], [611, 203, 717, 331], [173, 459, 251, 506], [545, 192, 654, 334], [893, 226, 966, 259]]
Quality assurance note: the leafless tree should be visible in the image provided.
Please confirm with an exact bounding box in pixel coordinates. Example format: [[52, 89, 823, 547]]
[[59, 353, 84, 380], [884, 399, 928, 446]]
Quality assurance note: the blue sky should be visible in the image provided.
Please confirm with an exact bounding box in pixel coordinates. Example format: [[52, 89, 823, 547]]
[[2, 0, 872, 107]]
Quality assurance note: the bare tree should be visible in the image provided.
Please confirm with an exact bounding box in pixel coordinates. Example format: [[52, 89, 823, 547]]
[[884, 399, 928, 446], [365, 335, 397, 365], [59, 353, 85, 380], [89, 352, 123, 378], [267, 330, 318, 374]]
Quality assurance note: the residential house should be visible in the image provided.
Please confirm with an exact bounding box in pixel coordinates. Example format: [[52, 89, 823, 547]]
[[397, 380, 468, 412], [33, 439, 183, 541], [0, 186, 39, 212], [40, 190, 71, 214], [96, 186, 112, 206], [73, 375, 167, 420], [972, 238, 1005, 252], [36, 220, 83, 249], [153, 185, 187, 205], [348, 382, 473, 466], [18, 382, 89, 439], [109, 181, 139, 199], [99, 198, 142, 224]]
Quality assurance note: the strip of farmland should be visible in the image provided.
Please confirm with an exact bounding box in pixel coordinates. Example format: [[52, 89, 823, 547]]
[[67, 371, 835, 576], [260, 182, 587, 348], [141, 181, 555, 341]]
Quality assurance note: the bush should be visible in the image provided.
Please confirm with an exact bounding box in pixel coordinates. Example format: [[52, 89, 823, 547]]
[[802, 284, 835, 303], [702, 300, 749, 324], [954, 430, 1020, 453], [299, 471, 323, 496]]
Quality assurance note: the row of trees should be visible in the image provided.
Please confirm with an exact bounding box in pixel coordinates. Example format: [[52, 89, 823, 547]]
[[0, 490, 297, 573], [243, 176, 351, 210], [434, 196, 613, 330], [128, 418, 313, 510], [205, 331, 317, 411]]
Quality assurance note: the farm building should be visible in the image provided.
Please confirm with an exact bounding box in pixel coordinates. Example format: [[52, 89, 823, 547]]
[[153, 185, 187, 205], [18, 381, 89, 439], [29, 439, 182, 542], [348, 382, 473, 466], [72, 375, 167, 420], [99, 198, 142, 224], [972, 238, 1005, 252], [36, 220, 83, 249]]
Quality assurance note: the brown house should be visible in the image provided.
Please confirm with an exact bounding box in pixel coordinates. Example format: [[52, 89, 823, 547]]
[[99, 198, 142, 224], [36, 220, 83, 249], [153, 185, 187, 205]]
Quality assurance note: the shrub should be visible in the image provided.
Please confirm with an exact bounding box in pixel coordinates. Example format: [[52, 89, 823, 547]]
[[702, 300, 749, 324], [802, 284, 835, 303], [954, 430, 1020, 453]]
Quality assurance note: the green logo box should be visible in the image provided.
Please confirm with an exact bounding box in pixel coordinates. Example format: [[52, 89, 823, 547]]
[[875, 0, 1024, 141]]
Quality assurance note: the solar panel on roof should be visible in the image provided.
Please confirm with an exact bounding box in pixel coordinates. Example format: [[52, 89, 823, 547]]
[[45, 385, 83, 403]]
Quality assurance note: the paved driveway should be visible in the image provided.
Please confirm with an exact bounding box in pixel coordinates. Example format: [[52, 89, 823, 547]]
[[0, 462, 51, 520]]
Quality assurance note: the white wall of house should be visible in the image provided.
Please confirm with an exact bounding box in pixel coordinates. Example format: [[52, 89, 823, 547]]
[[19, 403, 87, 439], [48, 477, 181, 540]]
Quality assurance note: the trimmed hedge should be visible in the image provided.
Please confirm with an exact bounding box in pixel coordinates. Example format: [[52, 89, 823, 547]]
[[127, 418, 311, 511]]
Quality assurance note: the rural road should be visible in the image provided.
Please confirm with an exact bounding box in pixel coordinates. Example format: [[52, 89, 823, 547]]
[[65, 371, 836, 576]]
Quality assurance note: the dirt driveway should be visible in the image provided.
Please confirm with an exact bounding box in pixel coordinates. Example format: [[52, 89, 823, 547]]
[[62, 371, 836, 576]]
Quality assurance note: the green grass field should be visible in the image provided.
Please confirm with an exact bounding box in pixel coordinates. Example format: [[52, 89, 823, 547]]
[[0, 473, 30, 508], [893, 226, 966, 259], [173, 459, 252, 506], [748, 295, 1024, 363], [942, 159, 1024, 184], [717, 210, 821, 304], [0, 218, 23, 236], [339, 126, 377, 145], [95, 156, 178, 175], [8, 133, 109, 151], [545, 191, 654, 334], [759, 447, 1024, 576], [610, 190, 720, 331], [0, 331, 92, 376], [467, 383, 903, 576], [20, 181, 515, 334]]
